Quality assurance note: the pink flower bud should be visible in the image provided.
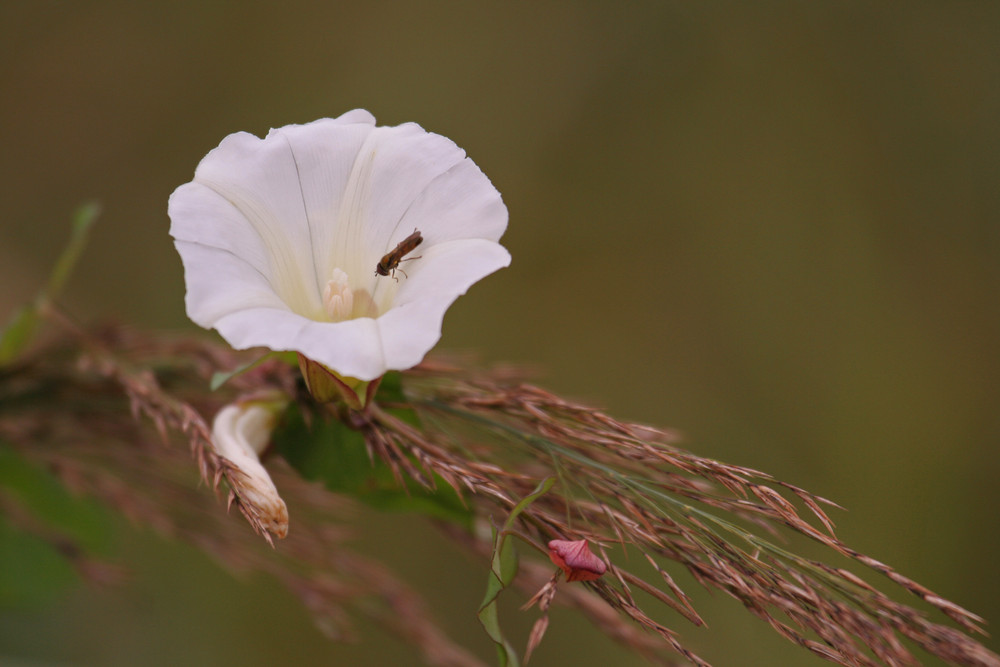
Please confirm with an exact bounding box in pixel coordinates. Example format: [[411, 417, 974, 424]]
[[547, 539, 607, 582]]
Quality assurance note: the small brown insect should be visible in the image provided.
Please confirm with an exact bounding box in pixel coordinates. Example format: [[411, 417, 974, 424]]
[[375, 229, 424, 281]]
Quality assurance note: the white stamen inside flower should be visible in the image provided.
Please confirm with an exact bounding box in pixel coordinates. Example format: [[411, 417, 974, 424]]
[[323, 268, 354, 321]]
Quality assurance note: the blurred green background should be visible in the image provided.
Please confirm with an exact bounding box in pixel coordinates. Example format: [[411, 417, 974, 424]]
[[1, 2, 998, 665]]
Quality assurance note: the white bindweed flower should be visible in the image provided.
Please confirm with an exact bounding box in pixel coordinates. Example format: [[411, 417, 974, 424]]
[[169, 110, 510, 402], [211, 398, 289, 539]]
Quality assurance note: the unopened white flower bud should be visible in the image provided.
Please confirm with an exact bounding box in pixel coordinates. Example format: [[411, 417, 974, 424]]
[[211, 399, 289, 539]]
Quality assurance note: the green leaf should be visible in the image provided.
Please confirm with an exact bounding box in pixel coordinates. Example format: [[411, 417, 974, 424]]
[[373, 371, 406, 403], [477, 527, 521, 667], [0, 520, 78, 609], [0, 443, 115, 609], [502, 477, 555, 535], [477, 477, 554, 667], [0, 444, 113, 554], [0, 201, 100, 365], [372, 372, 424, 430], [0, 305, 41, 366], [209, 351, 296, 390], [47, 201, 101, 298], [273, 406, 473, 527]]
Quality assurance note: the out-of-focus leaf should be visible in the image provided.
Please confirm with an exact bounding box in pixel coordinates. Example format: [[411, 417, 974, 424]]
[[0, 443, 115, 609], [374, 371, 406, 403], [273, 406, 472, 527], [0, 444, 113, 554], [0, 520, 78, 609], [46, 201, 100, 297], [373, 371, 423, 429], [0, 306, 41, 366], [0, 202, 100, 365]]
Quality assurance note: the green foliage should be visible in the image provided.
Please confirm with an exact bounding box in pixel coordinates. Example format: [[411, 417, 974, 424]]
[[0, 521, 78, 608], [0, 443, 114, 608], [48, 202, 101, 297], [372, 371, 406, 403], [477, 477, 554, 667], [209, 350, 297, 390], [273, 405, 473, 527], [0, 445, 112, 553], [0, 306, 41, 367], [0, 202, 110, 608], [0, 202, 100, 365]]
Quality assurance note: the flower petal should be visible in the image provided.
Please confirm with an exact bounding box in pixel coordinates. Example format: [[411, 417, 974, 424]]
[[370, 241, 509, 371], [172, 240, 297, 325], [352, 123, 472, 261], [395, 157, 508, 245], [170, 111, 379, 316], [170, 110, 510, 383], [391, 239, 511, 303]]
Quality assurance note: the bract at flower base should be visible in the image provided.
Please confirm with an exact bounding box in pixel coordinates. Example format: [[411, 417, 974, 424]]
[[297, 353, 379, 409]]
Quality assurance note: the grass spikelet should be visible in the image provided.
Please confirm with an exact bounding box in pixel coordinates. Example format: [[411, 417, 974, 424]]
[[1, 323, 996, 667]]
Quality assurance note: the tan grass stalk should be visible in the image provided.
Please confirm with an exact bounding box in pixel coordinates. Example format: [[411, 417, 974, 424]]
[[0, 327, 484, 667], [2, 323, 996, 667]]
